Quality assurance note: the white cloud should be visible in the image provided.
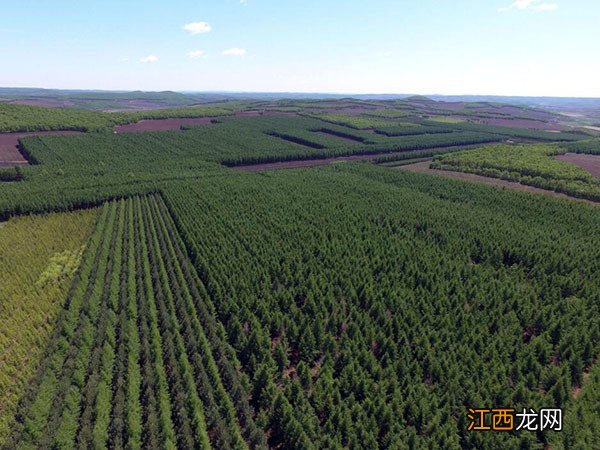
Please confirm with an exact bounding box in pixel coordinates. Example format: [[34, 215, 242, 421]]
[[222, 48, 246, 57], [140, 55, 158, 64], [119, 57, 129, 62], [187, 50, 206, 59], [499, 0, 558, 12], [240, 0, 248, 5], [183, 21, 212, 35]]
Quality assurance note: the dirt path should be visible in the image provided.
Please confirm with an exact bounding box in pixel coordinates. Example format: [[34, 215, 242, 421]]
[[555, 153, 600, 178], [398, 161, 598, 205], [0, 130, 81, 166]]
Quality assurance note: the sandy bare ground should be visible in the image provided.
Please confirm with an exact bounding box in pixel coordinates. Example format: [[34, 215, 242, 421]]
[[555, 153, 600, 178], [0, 130, 81, 166], [398, 161, 598, 205]]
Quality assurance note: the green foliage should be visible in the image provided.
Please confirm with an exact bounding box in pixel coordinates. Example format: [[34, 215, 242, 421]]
[[3, 104, 600, 449], [432, 143, 600, 200], [0, 208, 96, 446], [422, 119, 584, 142], [361, 109, 411, 119], [305, 113, 403, 129], [162, 163, 600, 448], [0, 166, 23, 181], [0, 103, 232, 132], [7, 196, 264, 449], [373, 124, 453, 137], [562, 138, 600, 154], [0, 115, 503, 219]]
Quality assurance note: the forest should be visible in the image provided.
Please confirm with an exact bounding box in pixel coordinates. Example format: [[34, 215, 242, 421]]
[[1, 99, 599, 449], [431, 143, 600, 201], [0, 103, 233, 133]]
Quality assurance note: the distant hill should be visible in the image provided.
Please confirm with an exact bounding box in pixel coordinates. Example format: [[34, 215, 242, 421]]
[[2, 87, 600, 111]]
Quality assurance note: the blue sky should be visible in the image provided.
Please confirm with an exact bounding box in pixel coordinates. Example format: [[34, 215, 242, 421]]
[[1, 0, 599, 96]]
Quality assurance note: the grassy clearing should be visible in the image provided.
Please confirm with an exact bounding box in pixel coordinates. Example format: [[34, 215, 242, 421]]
[[0, 207, 97, 444]]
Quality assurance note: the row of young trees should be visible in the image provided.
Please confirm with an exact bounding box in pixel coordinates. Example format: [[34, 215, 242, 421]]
[[162, 163, 600, 449], [0, 115, 503, 218], [6, 195, 266, 449], [431, 143, 600, 201]]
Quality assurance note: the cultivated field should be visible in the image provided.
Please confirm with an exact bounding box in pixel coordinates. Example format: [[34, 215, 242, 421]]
[[555, 153, 600, 178], [0, 131, 81, 166]]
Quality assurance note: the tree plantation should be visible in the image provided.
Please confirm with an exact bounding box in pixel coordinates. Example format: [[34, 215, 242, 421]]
[[1, 99, 599, 449]]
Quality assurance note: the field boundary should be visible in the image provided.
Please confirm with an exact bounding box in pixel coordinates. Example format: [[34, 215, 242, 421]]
[[398, 160, 599, 205]]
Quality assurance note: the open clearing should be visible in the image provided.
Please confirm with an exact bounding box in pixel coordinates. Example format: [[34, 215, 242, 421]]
[[0, 130, 81, 166], [555, 153, 600, 178], [398, 160, 598, 205]]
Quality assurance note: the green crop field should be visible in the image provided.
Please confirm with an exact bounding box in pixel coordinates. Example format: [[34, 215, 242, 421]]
[[1, 99, 600, 449]]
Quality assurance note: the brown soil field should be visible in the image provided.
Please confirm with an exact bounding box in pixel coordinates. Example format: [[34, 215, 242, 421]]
[[0, 130, 81, 166], [398, 161, 598, 205], [555, 153, 600, 178]]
